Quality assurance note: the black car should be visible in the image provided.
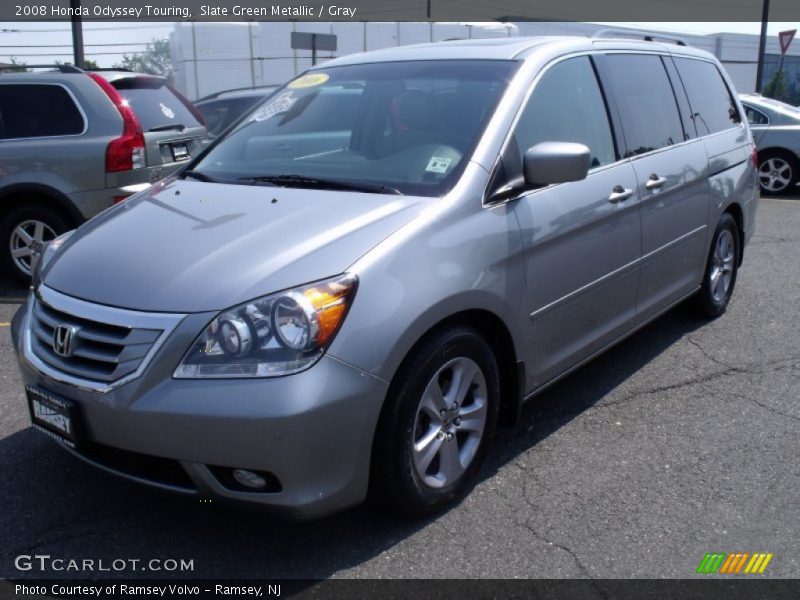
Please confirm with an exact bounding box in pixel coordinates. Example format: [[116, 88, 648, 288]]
[[195, 86, 277, 138]]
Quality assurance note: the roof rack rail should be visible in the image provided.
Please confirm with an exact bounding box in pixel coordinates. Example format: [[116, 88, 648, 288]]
[[591, 28, 687, 46], [1, 64, 83, 73]]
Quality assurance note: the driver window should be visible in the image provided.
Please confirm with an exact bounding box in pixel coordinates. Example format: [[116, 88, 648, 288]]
[[514, 56, 616, 169]]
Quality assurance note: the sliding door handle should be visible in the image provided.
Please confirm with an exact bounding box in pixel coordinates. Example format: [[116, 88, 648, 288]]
[[608, 186, 634, 204], [645, 174, 668, 190]]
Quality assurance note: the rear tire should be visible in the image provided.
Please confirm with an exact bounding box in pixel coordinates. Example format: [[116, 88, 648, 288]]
[[694, 212, 740, 318], [370, 326, 500, 517], [757, 150, 799, 195], [0, 204, 69, 284]]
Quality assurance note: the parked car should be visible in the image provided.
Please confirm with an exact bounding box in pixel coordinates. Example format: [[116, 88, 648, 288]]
[[739, 93, 800, 195], [0, 66, 207, 281], [195, 86, 277, 138], [12, 36, 758, 519]]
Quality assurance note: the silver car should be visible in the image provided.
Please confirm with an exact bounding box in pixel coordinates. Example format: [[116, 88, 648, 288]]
[[12, 37, 758, 519], [740, 93, 800, 195], [0, 66, 207, 282]]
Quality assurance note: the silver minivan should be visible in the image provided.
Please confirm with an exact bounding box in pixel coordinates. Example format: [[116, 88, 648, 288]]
[[12, 37, 758, 519]]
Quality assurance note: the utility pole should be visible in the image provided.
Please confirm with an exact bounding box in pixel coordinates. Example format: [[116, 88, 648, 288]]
[[69, 0, 84, 68], [755, 0, 769, 93]]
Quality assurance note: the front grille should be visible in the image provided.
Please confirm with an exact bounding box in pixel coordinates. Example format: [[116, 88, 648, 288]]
[[30, 298, 163, 384], [24, 286, 186, 391]]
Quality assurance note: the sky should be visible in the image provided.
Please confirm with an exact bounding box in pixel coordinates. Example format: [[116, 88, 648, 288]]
[[1, 21, 799, 67]]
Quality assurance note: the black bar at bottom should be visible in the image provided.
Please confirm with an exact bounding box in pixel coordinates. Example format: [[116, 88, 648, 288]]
[[3, 579, 800, 600]]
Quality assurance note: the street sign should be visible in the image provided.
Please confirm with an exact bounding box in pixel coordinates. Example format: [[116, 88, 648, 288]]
[[778, 29, 796, 55], [290, 32, 338, 52]]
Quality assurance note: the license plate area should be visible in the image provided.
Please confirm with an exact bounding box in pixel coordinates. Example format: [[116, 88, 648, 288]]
[[26, 386, 82, 447], [171, 144, 190, 161]]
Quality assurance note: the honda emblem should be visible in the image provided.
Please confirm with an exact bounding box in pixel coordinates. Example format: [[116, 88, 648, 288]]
[[53, 325, 77, 358]]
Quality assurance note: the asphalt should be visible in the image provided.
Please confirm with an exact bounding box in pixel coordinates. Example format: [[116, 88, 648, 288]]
[[0, 197, 798, 580]]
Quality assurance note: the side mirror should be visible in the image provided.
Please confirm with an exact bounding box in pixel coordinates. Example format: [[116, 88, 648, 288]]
[[523, 142, 591, 186]]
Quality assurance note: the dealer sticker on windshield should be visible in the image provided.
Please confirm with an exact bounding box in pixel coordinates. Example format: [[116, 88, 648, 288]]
[[425, 156, 452, 174], [250, 91, 296, 122], [288, 73, 330, 89]]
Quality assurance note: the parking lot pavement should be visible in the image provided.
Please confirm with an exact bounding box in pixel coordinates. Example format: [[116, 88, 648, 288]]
[[0, 196, 798, 581], [0, 274, 26, 303]]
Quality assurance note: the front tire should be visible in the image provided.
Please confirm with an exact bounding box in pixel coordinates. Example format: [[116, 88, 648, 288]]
[[371, 326, 500, 516], [695, 212, 740, 318]]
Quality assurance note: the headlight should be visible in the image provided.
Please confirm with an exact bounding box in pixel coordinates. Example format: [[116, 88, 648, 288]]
[[174, 274, 357, 378]]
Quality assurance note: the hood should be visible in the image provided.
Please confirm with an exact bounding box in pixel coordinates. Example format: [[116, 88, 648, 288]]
[[43, 179, 426, 312]]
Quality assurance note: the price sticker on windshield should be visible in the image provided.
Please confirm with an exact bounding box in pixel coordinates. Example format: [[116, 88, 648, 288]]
[[425, 156, 452, 174]]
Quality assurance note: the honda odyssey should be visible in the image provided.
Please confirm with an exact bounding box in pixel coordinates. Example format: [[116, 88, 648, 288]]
[[12, 36, 758, 519]]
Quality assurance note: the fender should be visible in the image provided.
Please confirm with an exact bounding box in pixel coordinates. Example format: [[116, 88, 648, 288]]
[[0, 183, 83, 225]]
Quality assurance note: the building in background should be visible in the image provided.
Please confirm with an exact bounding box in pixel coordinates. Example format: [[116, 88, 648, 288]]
[[169, 22, 518, 100], [169, 21, 800, 101]]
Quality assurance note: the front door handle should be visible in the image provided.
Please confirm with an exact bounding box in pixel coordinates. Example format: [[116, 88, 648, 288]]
[[608, 185, 634, 204], [645, 174, 668, 190]]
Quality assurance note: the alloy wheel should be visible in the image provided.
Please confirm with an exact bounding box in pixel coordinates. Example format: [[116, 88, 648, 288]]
[[411, 356, 488, 489], [709, 229, 735, 304], [758, 157, 793, 193], [9, 219, 57, 276]]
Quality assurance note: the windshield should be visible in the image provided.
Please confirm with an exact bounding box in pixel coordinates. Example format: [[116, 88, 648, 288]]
[[192, 60, 518, 196]]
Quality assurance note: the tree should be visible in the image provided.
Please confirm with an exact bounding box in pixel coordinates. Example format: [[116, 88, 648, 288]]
[[1, 56, 29, 72], [116, 38, 171, 76], [762, 69, 789, 103], [54, 58, 100, 70]]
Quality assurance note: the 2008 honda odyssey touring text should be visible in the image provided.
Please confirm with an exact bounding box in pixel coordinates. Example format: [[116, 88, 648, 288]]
[[12, 36, 758, 519]]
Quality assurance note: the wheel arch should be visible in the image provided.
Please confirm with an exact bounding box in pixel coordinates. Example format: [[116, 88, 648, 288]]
[[756, 146, 800, 163], [722, 201, 745, 266], [0, 183, 83, 226], [383, 308, 524, 428]]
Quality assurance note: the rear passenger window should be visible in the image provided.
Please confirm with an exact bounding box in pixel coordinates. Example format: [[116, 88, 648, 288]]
[[744, 105, 769, 126], [603, 54, 686, 157], [674, 58, 741, 135], [0, 84, 84, 139], [514, 56, 616, 169]]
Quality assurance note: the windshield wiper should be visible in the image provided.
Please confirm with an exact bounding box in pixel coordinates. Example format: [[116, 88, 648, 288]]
[[150, 123, 186, 132], [183, 170, 220, 183], [237, 174, 403, 195], [235, 176, 280, 187]]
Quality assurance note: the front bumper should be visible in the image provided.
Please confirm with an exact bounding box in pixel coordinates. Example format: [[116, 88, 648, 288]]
[[12, 299, 388, 520]]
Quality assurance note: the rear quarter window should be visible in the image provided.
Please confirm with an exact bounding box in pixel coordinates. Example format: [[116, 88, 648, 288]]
[[0, 83, 84, 139], [744, 105, 769, 125], [674, 58, 741, 135]]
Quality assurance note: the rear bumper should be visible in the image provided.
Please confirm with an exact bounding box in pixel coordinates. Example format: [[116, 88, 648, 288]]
[[67, 162, 189, 220], [68, 183, 151, 220]]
